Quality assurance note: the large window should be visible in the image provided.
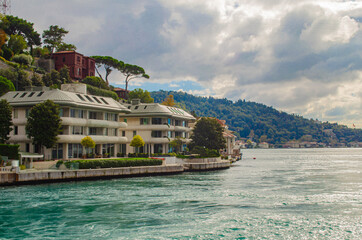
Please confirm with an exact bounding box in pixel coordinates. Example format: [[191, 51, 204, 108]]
[[167, 131, 172, 138], [152, 118, 162, 125], [154, 144, 163, 154], [102, 143, 115, 157], [89, 111, 97, 119], [70, 109, 84, 118], [13, 109, 18, 119], [68, 143, 82, 158], [89, 127, 97, 135], [151, 131, 162, 138], [52, 143, 63, 159], [140, 118, 150, 125], [72, 126, 83, 135]]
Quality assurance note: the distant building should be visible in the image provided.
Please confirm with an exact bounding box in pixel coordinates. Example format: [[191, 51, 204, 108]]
[[114, 88, 130, 99], [52, 51, 95, 80], [258, 142, 269, 149]]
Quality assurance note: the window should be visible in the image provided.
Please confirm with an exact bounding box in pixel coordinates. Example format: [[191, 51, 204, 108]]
[[122, 131, 125, 137], [28, 92, 35, 97], [14, 126, 18, 135], [175, 120, 181, 126], [104, 128, 108, 136], [140, 118, 149, 125], [59, 108, 64, 117], [78, 110, 84, 118], [152, 118, 162, 125], [13, 93, 19, 98], [37, 92, 44, 97], [154, 144, 163, 154], [13, 109, 18, 119], [25, 109, 29, 118], [133, 131, 137, 136], [124, 118, 127, 123], [89, 111, 97, 119], [26, 143, 30, 152], [167, 131, 172, 138], [77, 68, 81, 76], [105, 113, 109, 120], [113, 114, 118, 121], [119, 144, 126, 154], [76, 94, 86, 101], [20, 93, 27, 98], [63, 57, 66, 62], [85, 95, 94, 102], [151, 131, 162, 138], [100, 98, 109, 105], [77, 56, 81, 62], [109, 128, 117, 136], [89, 127, 97, 135], [70, 109, 76, 118], [93, 97, 101, 104], [72, 126, 83, 135], [68, 143, 82, 158]]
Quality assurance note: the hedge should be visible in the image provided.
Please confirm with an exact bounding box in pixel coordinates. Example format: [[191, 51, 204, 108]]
[[70, 158, 162, 169], [0, 144, 20, 159], [128, 153, 149, 158], [86, 84, 118, 100]]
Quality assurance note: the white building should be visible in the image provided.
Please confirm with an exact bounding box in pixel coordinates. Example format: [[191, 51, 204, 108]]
[[123, 99, 196, 154], [0, 84, 130, 159]]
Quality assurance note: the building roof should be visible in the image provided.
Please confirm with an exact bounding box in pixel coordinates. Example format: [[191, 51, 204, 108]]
[[124, 102, 196, 120], [1, 88, 130, 113]]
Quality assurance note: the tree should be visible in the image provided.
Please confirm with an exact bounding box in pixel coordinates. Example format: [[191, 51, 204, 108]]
[[7, 34, 27, 54], [1, 15, 41, 52], [0, 76, 15, 96], [90, 56, 122, 86], [169, 137, 183, 153], [130, 135, 145, 153], [26, 100, 62, 151], [30, 74, 43, 86], [59, 66, 71, 84], [12, 54, 33, 66], [190, 117, 225, 150], [162, 95, 175, 106], [0, 99, 13, 144], [121, 64, 149, 98], [0, 68, 31, 91], [81, 136, 95, 155], [57, 43, 76, 52], [81, 76, 108, 90], [128, 88, 154, 103], [42, 25, 69, 56]]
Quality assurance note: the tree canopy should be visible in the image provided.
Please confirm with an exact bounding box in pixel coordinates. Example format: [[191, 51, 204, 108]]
[[162, 94, 175, 106], [91, 56, 122, 86], [26, 100, 62, 150], [0, 76, 15, 96], [121, 64, 149, 97], [128, 88, 154, 103], [1, 15, 41, 49], [42, 25, 70, 55], [0, 99, 13, 144], [130, 135, 145, 149], [190, 117, 226, 151]]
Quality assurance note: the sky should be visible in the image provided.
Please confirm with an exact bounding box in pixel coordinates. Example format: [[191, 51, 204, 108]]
[[10, 0, 362, 128]]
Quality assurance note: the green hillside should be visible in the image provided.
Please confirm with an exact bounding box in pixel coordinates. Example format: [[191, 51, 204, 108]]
[[151, 90, 362, 146]]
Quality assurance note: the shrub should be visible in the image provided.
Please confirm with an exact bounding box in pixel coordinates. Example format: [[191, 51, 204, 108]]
[[69, 158, 162, 169], [191, 146, 220, 158], [82, 76, 109, 90], [0, 144, 19, 159], [151, 153, 176, 157], [0, 76, 15, 96], [56, 160, 64, 168], [20, 164, 26, 170], [12, 54, 33, 66], [117, 152, 125, 157], [86, 84, 118, 100], [128, 153, 149, 158]]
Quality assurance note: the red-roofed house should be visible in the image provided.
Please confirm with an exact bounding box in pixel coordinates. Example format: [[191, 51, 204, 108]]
[[52, 51, 95, 80]]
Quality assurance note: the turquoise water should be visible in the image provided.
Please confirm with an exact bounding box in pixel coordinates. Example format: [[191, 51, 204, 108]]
[[1, 148, 361, 239]]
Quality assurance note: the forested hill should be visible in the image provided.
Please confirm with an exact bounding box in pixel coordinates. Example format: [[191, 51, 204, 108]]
[[150, 90, 362, 145]]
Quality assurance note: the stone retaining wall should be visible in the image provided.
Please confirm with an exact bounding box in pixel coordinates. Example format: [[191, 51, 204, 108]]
[[184, 160, 230, 171]]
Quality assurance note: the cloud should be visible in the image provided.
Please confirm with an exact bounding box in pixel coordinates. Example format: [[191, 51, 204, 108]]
[[11, 0, 362, 127]]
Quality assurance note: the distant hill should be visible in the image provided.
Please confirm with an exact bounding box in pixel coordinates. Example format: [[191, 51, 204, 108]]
[[151, 90, 362, 146]]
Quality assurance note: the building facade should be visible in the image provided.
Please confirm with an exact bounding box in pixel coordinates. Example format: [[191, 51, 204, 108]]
[[0, 84, 130, 160], [122, 100, 196, 154], [52, 51, 95, 80]]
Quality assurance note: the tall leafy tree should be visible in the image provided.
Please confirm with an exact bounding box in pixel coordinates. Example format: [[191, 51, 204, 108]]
[[162, 95, 175, 106], [128, 88, 154, 103], [7, 34, 27, 54], [130, 135, 145, 153], [1, 15, 41, 51], [42, 25, 69, 56], [0, 99, 13, 144], [121, 64, 149, 98], [190, 117, 226, 150], [91, 56, 122, 86], [26, 100, 62, 151]]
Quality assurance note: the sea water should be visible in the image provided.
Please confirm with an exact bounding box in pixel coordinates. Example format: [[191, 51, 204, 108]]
[[0, 148, 361, 239]]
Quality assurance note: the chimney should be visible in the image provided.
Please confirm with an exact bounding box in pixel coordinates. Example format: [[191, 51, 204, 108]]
[[131, 99, 141, 105]]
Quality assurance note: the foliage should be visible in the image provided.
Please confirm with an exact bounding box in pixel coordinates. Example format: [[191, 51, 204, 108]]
[[86, 84, 118, 100], [69, 158, 162, 169], [190, 117, 226, 150], [42, 25, 70, 55], [1, 45, 13, 60], [130, 135, 145, 148], [128, 153, 149, 158], [117, 152, 126, 157], [162, 94, 175, 106], [0, 100, 13, 143], [169, 137, 183, 152], [12, 54, 33, 66], [31, 46, 50, 58], [0, 29, 6, 50], [7, 34, 27, 54], [121, 63, 150, 97], [59, 66, 71, 84], [128, 88, 154, 103], [0, 144, 19, 159], [81, 136, 96, 149], [190, 146, 221, 157], [1, 15, 41, 49], [151, 90, 362, 145], [57, 43, 76, 52], [151, 153, 177, 157], [81, 76, 109, 90], [30, 73, 43, 86], [90, 56, 122, 85], [0, 76, 15, 96], [26, 100, 62, 149], [56, 160, 64, 168], [0, 68, 31, 91]]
